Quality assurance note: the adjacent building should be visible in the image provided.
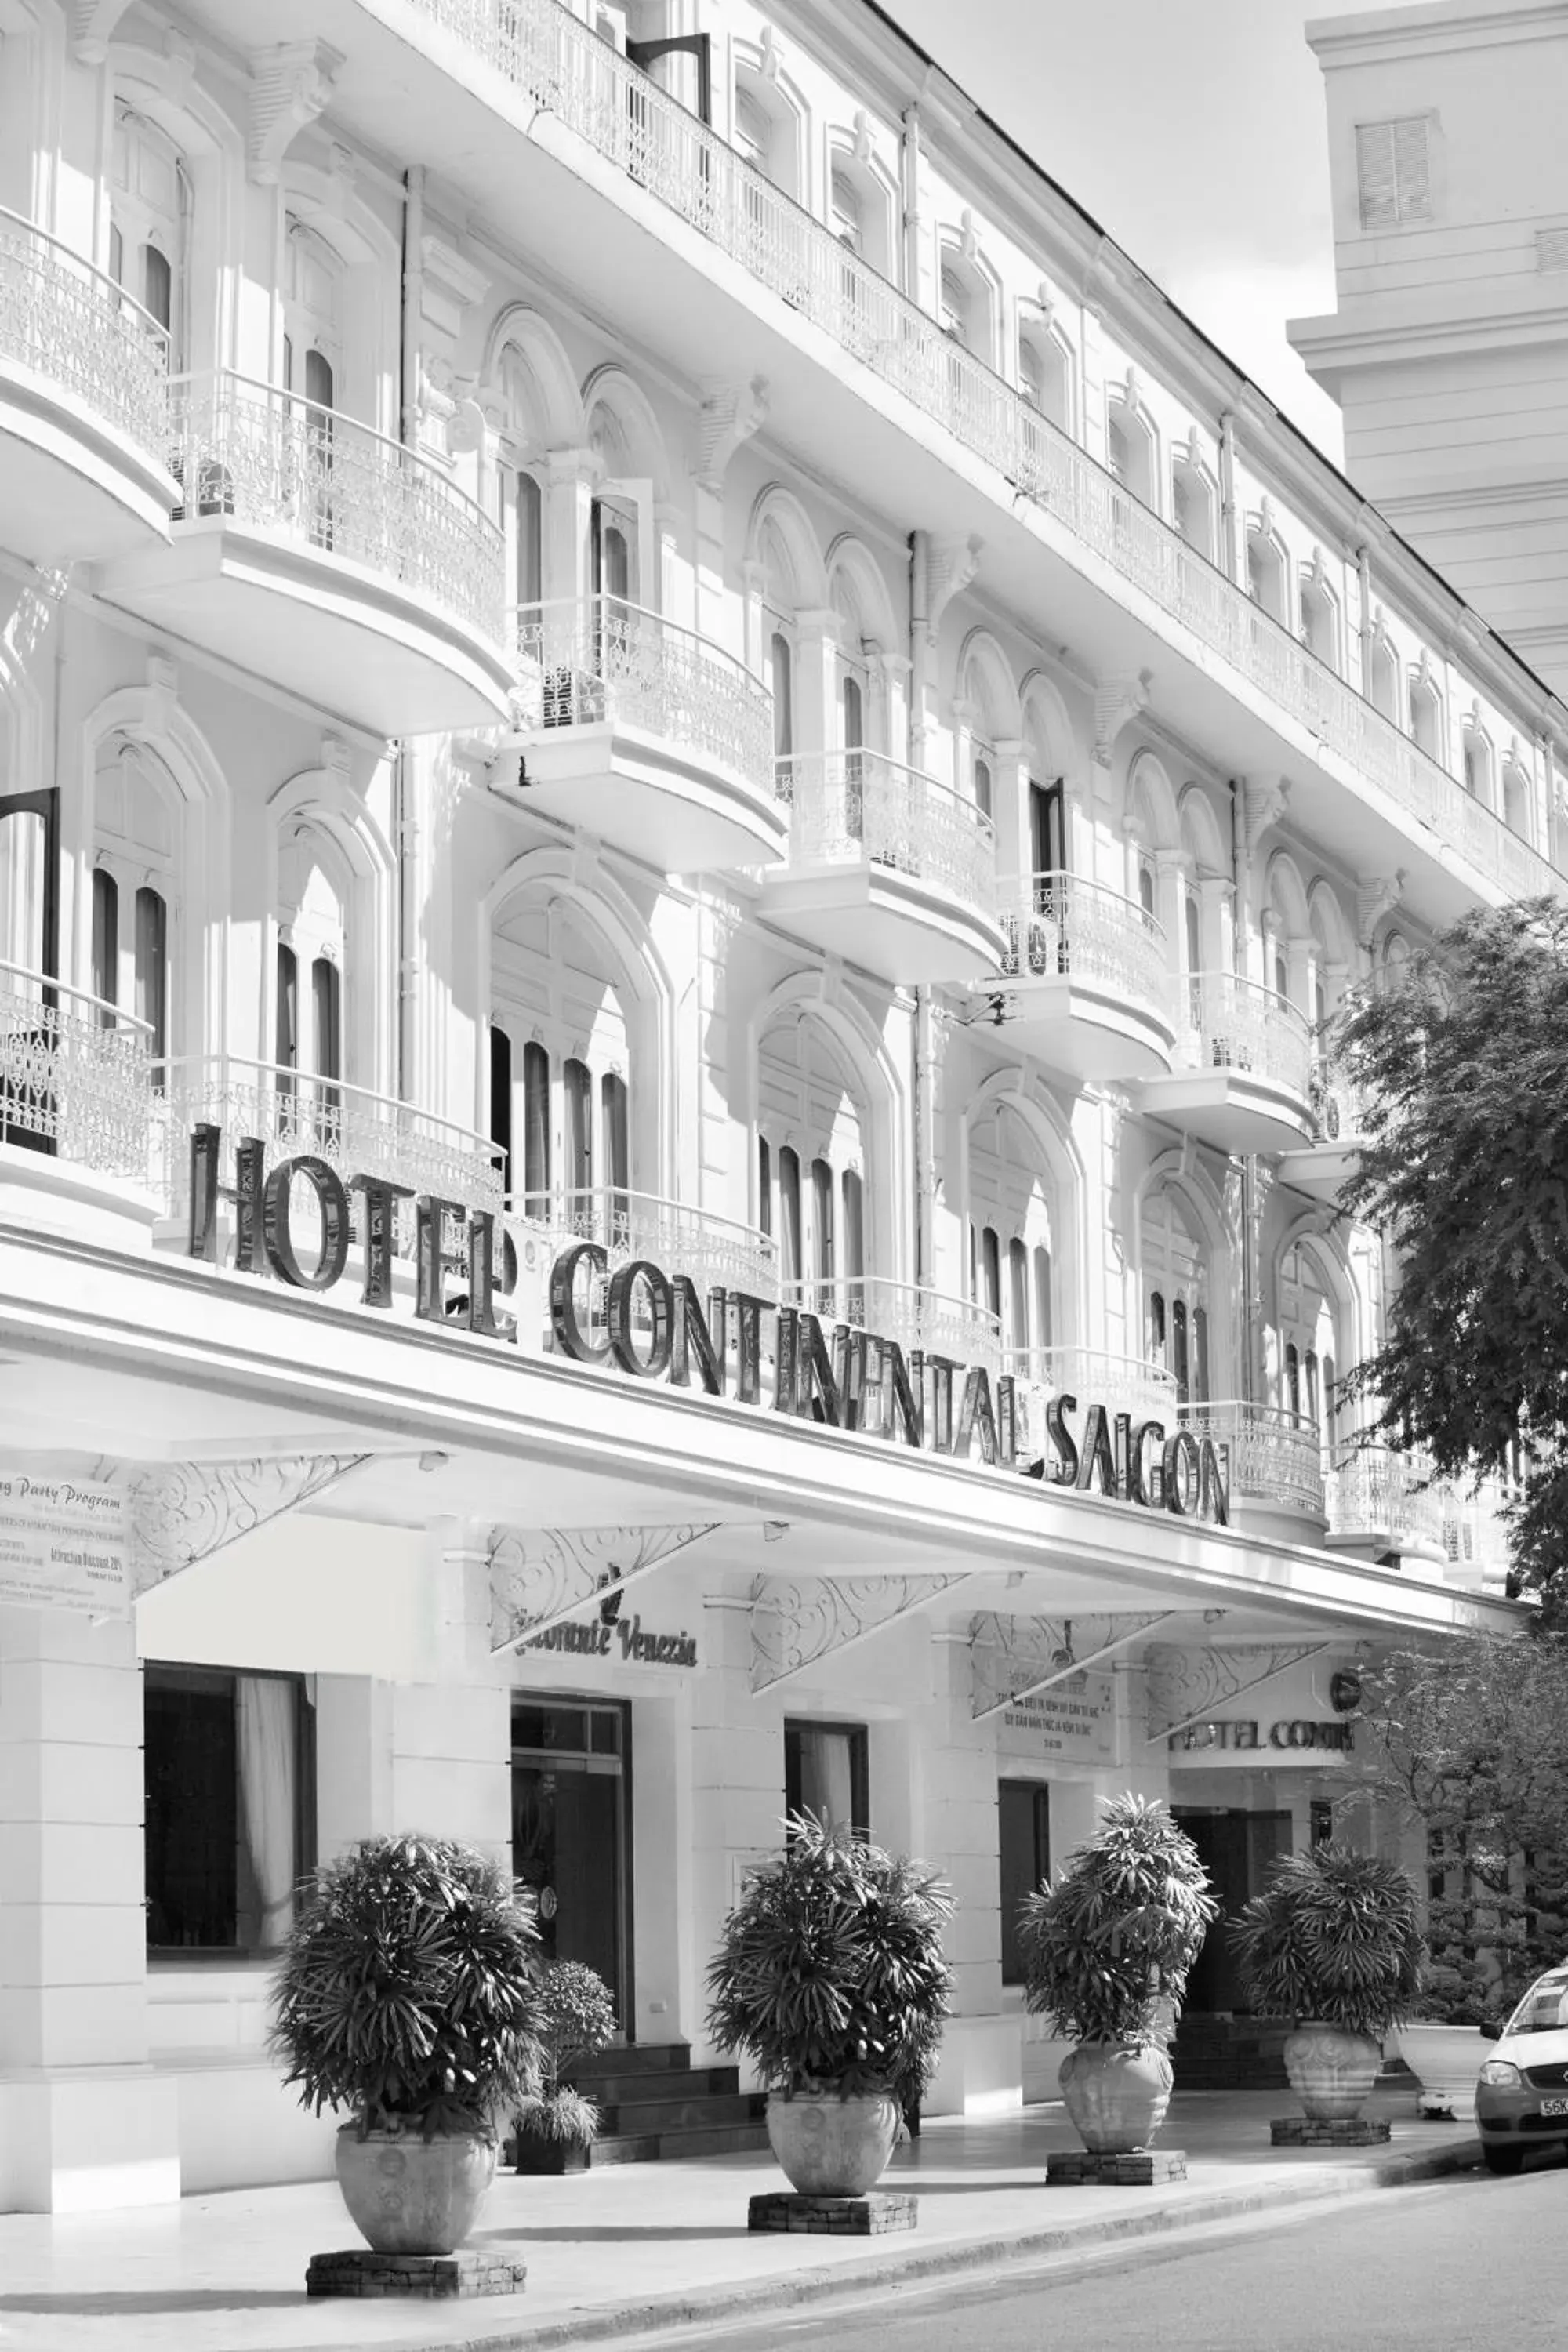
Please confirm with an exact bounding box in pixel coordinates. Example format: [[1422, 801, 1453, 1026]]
[[1290, 0, 1568, 695], [0, 0, 1535, 2212]]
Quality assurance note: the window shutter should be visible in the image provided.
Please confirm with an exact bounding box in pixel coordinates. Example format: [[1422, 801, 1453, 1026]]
[[1357, 117, 1431, 227], [1392, 116, 1432, 221], [1356, 121, 1398, 227]]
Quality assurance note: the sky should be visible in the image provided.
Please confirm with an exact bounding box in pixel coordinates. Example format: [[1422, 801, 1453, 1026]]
[[890, 0, 1427, 468]]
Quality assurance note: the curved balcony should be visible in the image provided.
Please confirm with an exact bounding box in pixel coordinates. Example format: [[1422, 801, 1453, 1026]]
[[0, 962, 159, 1241], [1282, 1065, 1374, 1203], [161, 1056, 504, 1266], [784, 1276, 1002, 1372], [1140, 973, 1315, 1154], [1183, 1401, 1327, 1541], [1326, 1442, 1447, 1567], [339, 0, 1567, 916], [994, 875, 1174, 1080], [763, 751, 1004, 984], [506, 599, 783, 873], [1009, 1347, 1178, 1461], [0, 206, 175, 562], [524, 1184, 778, 1303], [1439, 1473, 1514, 1595], [100, 372, 513, 733]]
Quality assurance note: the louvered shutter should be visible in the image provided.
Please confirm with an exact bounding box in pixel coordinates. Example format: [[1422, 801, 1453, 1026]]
[[1393, 116, 1432, 221], [1356, 121, 1398, 227]]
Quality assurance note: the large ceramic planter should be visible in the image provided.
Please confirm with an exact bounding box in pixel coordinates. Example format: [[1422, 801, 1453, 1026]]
[[1390, 2020, 1489, 2118], [766, 2085, 901, 2195], [1283, 2023, 1383, 2122], [1058, 2041, 1174, 2154], [336, 2126, 496, 2255]]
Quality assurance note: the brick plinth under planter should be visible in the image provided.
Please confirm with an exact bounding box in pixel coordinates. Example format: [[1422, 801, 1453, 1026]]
[[1269, 2118, 1392, 2147], [1045, 2149, 1188, 2186], [306, 2249, 528, 2299], [747, 2191, 917, 2234]]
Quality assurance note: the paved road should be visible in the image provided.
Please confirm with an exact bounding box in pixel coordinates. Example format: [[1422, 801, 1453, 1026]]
[[642, 2155, 1568, 2352]]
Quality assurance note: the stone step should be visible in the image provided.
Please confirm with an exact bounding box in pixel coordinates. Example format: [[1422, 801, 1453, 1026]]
[[586, 2119, 771, 2167], [595, 2089, 764, 2136], [571, 2043, 695, 2081], [571, 2063, 742, 2111]]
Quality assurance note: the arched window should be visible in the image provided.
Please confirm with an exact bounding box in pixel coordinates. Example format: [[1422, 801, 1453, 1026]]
[[759, 1010, 869, 1317], [1285, 1340, 1301, 1421], [1278, 1241, 1342, 1443], [1367, 630, 1399, 719], [277, 820, 350, 1088], [829, 166, 862, 252], [1300, 567, 1339, 670], [770, 630, 794, 763], [110, 103, 188, 364], [972, 747, 993, 823], [1171, 463, 1214, 559], [1107, 397, 1155, 508], [1247, 528, 1286, 622], [1409, 666, 1443, 762], [1142, 1185, 1210, 1399], [93, 736, 180, 1073], [940, 262, 971, 349], [968, 1100, 1054, 1361], [1503, 753, 1531, 837], [522, 1039, 550, 1215], [515, 470, 543, 609], [1018, 327, 1069, 431], [488, 1024, 513, 1195], [733, 78, 797, 198], [283, 218, 343, 412], [492, 894, 638, 1230]]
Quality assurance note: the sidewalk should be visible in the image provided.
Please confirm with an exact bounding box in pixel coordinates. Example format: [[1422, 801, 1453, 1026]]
[[0, 2090, 1484, 2352]]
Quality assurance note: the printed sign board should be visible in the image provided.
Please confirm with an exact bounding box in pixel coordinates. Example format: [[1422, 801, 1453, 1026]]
[[0, 1472, 129, 1617]]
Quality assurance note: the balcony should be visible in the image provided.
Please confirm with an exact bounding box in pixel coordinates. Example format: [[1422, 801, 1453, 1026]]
[[505, 599, 783, 873], [1011, 1347, 1178, 1460], [524, 1184, 778, 1303], [1184, 1401, 1327, 1543], [1439, 1474, 1514, 1596], [99, 372, 513, 734], [1139, 973, 1315, 1154], [0, 963, 158, 1237], [994, 875, 1174, 1080], [1281, 1067, 1373, 1203], [0, 206, 176, 562], [763, 752, 1003, 983], [162, 0, 1566, 925], [1326, 1443, 1447, 1567], [786, 1276, 1002, 1373], [162, 1058, 504, 1268]]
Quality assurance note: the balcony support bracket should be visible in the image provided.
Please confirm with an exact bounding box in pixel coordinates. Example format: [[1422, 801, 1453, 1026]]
[[488, 1521, 722, 1654], [1144, 1639, 1328, 1745], [750, 1572, 971, 1693], [970, 1608, 1174, 1719]]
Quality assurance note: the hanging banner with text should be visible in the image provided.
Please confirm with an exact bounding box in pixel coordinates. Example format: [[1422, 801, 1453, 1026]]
[[0, 1472, 129, 1617]]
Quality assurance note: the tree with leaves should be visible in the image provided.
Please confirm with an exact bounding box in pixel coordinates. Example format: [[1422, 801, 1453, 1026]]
[[1355, 1636, 1568, 2023], [1337, 896, 1568, 1618]]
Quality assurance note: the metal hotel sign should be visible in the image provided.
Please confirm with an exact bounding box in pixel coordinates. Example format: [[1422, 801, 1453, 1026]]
[[186, 1128, 1229, 1529]]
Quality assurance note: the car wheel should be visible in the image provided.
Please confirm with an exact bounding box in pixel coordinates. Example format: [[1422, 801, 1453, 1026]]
[[1482, 2146, 1524, 2176]]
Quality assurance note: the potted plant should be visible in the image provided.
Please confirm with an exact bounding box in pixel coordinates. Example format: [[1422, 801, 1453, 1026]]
[[1229, 1843, 1426, 2122], [1018, 1793, 1218, 2154], [706, 1812, 954, 2198], [270, 1835, 543, 2256], [513, 1959, 619, 2173]]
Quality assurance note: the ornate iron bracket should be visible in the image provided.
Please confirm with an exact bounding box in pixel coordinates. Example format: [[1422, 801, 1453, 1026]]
[[1144, 1640, 1329, 1744], [750, 1573, 971, 1693], [488, 1523, 722, 1654], [124, 1452, 373, 1595], [970, 1609, 1177, 1720]]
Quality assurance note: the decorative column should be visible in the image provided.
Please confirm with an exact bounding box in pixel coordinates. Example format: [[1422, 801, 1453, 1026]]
[[539, 447, 601, 608], [0, 1605, 180, 2210]]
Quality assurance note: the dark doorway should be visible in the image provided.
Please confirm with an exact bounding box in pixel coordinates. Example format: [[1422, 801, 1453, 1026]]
[[511, 1697, 632, 2034], [1174, 1808, 1293, 2011]]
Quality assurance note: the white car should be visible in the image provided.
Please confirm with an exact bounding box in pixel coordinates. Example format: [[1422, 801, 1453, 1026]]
[[1475, 1965, 1568, 2176]]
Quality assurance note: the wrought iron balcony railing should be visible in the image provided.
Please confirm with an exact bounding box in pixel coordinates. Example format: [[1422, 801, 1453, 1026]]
[[784, 1276, 1002, 1372], [398, 0, 1562, 910], [1178, 971, 1315, 1102], [0, 961, 157, 1181], [165, 370, 507, 646], [162, 1056, 503, 1254], [514, 597, 775, 793], [1183, 1399, 1327, 1518], [775, 750, 996, 915], [1009, 1347, 1178, 1449], [0, 204, 170, 460], [1327, 1441, 1446, 1551], [516, 1183, 778, 1301], [998, 873, 1170, 1023]]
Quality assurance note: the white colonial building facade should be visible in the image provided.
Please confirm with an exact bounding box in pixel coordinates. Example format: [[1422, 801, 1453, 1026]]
[[0, 0, 1541, 2210]]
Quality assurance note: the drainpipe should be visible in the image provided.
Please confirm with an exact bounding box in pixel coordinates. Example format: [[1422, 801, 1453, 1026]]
[[909, 530, 928, 770], [913, 988, 935, 1291], [396, 169, 426, 1104], [1229, 775, 1258, 1406], [1218, 411, 1240, 586], [898, 103, 922, 301]]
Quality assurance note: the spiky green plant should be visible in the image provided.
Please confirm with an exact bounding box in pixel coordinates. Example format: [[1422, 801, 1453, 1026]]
[[706, 1813, 955, 2101], [270, 1835, 543, 2141], [1018, 1794, 1218, 2044], [1229, 1844, 1427, 2038], [514, 1959, 618, 2148]]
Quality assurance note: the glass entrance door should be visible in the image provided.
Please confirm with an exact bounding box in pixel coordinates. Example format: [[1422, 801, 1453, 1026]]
[[510, 1697, 631, 2031]]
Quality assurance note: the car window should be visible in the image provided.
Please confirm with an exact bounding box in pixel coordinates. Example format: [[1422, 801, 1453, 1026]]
[[1504, 1976, 1568, 2034]]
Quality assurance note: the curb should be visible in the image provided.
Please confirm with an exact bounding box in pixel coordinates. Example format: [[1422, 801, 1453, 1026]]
[[312, 2136, 1481, 2352]]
